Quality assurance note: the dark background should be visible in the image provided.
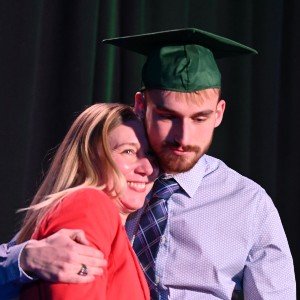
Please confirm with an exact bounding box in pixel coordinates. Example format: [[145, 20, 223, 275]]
[[0, 0, 299, 296]]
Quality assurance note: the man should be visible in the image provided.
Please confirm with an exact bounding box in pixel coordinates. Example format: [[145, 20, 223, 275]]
[[1, 28, 296, 299]]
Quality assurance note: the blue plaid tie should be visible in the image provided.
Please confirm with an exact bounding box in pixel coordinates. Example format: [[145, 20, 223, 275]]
[[133, 176, 180, 300]]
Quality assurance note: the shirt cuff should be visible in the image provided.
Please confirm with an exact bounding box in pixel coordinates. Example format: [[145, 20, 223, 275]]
[[17, 242, 38, 283]]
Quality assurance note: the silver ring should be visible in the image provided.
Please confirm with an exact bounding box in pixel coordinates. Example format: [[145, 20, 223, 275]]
[[78, 264, 88, 276]]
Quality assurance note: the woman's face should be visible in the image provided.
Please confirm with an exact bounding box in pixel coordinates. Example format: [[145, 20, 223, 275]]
[[109, 119, 159, 222]]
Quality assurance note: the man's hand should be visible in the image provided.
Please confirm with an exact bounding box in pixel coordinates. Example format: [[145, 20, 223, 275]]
[[20, 229, 107, 283]]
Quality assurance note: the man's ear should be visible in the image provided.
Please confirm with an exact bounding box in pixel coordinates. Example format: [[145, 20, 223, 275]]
[[214, 99, 226, 128], [134, 92, 146, 118]]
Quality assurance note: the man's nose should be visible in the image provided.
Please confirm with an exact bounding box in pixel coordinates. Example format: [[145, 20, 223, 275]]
[[173, 119, 191, 146]]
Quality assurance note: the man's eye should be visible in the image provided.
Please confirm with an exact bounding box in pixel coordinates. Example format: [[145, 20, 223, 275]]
[[194, 117, 206, 122], [158, 113, 175, 119]]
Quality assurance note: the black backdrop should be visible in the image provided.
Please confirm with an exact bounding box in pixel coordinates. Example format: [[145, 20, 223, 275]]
[[0, 0, 299, 295]]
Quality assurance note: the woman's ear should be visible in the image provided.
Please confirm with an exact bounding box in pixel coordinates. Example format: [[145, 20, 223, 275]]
[[134, 92, 146, 118]]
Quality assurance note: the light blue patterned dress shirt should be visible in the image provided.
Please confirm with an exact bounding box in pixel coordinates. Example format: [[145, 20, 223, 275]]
[[0, 238, 30, 299], [126, 154, 296, 299]]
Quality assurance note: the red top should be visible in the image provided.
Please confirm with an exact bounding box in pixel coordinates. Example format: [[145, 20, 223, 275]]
[[20, 188, 150, 300]]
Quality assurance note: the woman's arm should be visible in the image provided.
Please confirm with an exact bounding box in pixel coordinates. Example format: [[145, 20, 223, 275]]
[[21, 188, 118, 300]]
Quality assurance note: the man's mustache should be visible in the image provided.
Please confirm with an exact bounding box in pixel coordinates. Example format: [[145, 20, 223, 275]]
[[162, 141, 200, 152]]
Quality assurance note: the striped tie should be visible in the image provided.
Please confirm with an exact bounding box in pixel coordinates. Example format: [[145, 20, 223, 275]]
[[133, 176, 180, 299]]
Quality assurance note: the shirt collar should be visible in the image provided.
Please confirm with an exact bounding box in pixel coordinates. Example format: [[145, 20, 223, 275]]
[[163, 155, 208, 198]]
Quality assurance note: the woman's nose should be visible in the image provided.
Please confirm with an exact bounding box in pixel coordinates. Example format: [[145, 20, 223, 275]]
[[136, 156, 155, 176]]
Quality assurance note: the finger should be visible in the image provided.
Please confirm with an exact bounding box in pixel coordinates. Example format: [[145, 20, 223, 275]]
[[76, 255, 107, 268], [71, 257, 106, 278], [73, 263, 104, 278], [71, 242, 106, 260], [70, 252, 108, 273], [72, 230, 91, 246], [56, 263, 104, 284], [55, 243, 107, 269], [49, 231, 105, 260], [69, 275, 96, 284], [56, 273, 96, 284], [60, 229, 91, 246], [85, 266, 104, 276], [44, 241, 107, 269]]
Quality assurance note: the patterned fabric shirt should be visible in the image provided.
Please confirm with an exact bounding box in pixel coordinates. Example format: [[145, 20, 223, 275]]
[[126, 154, 296, 299], [0, 239, 30, 299]]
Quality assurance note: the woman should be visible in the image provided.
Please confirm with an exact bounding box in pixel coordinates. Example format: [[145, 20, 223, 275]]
[[18, 103, 158, 300]]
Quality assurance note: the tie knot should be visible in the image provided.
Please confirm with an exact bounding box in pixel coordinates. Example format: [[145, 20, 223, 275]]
[[152, 176, 180, 200]]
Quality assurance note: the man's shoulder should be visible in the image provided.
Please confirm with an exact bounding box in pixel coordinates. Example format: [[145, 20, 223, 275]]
[[204, 154, 269, 195]]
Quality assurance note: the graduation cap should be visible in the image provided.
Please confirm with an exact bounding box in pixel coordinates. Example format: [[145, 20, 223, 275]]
[[102, 28, 257, 92]]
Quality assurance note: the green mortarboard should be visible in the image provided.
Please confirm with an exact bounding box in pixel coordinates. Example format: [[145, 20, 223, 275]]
[[102, 28, 257, 92]]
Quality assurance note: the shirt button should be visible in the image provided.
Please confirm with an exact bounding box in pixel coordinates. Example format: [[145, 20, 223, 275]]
[[160, 236, 166, 244], [155, 276, 160, 284]]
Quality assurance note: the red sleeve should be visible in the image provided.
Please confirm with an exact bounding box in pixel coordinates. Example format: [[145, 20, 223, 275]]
[[34, 188, 119, 300]]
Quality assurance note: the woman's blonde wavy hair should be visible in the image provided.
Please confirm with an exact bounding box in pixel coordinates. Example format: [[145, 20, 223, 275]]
[[17, 103, 140, 243]]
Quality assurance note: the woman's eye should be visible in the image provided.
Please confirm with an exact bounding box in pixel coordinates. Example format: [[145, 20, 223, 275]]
[[123, 149, 135, 155]]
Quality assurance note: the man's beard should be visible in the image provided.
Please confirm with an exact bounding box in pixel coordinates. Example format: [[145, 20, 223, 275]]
[[155, 142, 209, 173]]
